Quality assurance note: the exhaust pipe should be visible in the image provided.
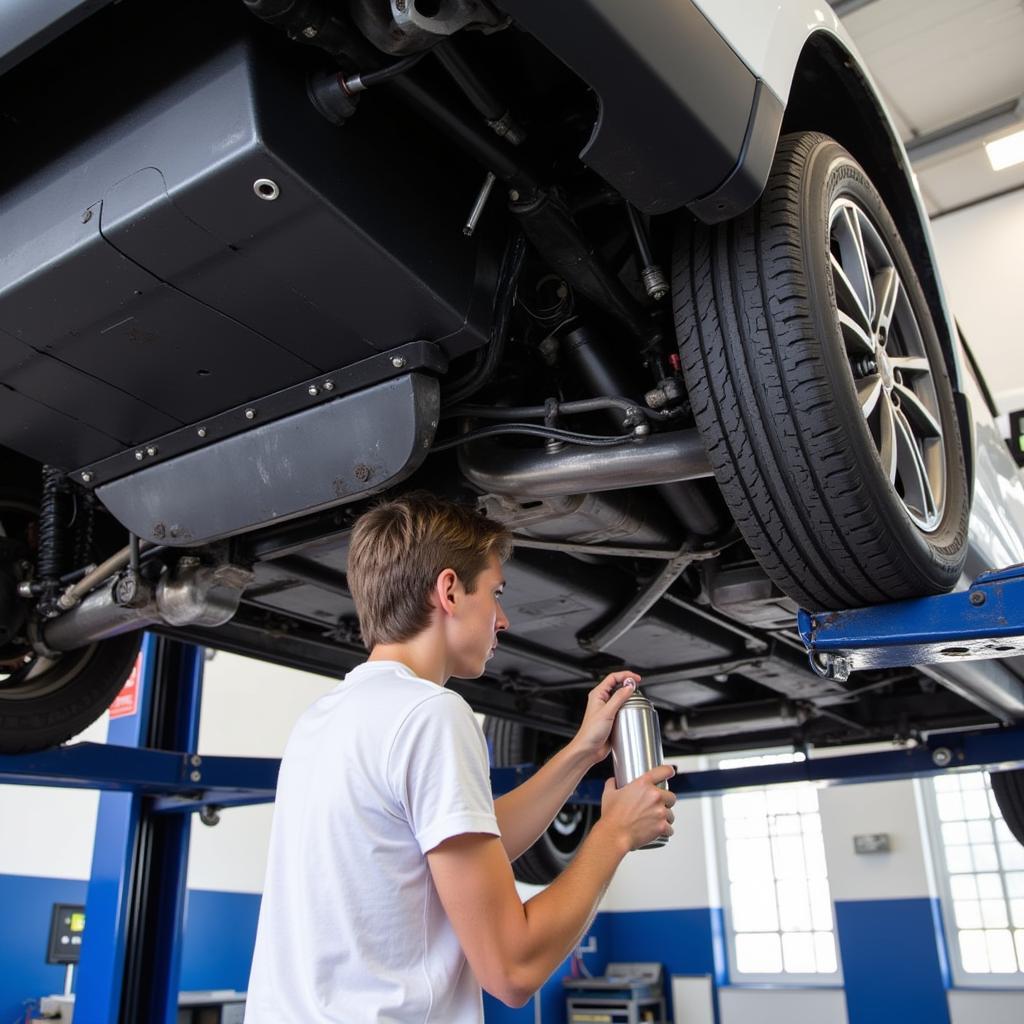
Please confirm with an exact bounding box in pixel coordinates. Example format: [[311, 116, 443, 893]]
[[42, 562, 253, 652], [921, 662, 1024, 722], [459, 428, 712, 498], [663, 701, 806, 741]]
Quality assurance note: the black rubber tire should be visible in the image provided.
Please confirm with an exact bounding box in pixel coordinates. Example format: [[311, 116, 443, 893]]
[[483, 716, 598, 886], [673, 131, 969, 611], [990, 770, 1024, 848], [0, 480, 142, 753], [0, 632, 142, 753]]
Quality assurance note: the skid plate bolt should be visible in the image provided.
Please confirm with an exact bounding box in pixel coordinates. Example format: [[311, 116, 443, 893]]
[[190, 770, 202, 783], [969, 590, 986, 606], [134, 450, 144, 461], [308, 385, 319, 397], [146, 446, 158, 457], [391, 356, 407, 369], [245, 408, 256, 420], [932, 747, 953, 768], [81, 471, 93, 484], [323, 379, 335, 391], [197, 427, 207, 438]]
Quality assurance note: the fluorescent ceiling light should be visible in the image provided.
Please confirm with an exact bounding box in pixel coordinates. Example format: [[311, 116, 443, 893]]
[[985, 128, 1024, 171]]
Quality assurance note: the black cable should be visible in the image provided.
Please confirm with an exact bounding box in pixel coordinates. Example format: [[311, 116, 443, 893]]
[[350, 52, 427, 90], [431, 423, 635, 453], [443, 232, 528, 406], [445, 396, 677, 422]]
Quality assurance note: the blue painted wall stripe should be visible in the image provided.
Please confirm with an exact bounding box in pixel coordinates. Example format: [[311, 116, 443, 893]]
[[835, 897, 950, 1024], [179, 889, 261, 993]]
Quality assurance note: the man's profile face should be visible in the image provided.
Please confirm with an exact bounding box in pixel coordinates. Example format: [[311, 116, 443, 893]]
[[446, 553, 509, 679]]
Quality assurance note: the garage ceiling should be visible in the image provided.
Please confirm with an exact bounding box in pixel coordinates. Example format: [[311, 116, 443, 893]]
[[831, 0, 1024, 216]]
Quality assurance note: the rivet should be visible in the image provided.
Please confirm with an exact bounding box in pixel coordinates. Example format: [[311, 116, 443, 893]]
[[197, 427, 207, 438], [308, 385, 320, 396], [245, 408, 256, 420], [135, 450, 144, 461], [190, 770, 202, 783], [391, 356, 407, 369], [190, 754, 202, 767], [81, 471, 93, 483]]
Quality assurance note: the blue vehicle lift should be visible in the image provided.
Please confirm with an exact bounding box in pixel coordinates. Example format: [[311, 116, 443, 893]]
[[2, 566, 1024, 1021]]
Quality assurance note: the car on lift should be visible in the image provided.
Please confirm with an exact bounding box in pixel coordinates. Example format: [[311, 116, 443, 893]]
[[2, 0, 1024, 881]]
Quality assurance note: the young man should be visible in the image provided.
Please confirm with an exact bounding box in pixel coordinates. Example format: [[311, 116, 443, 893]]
[[245, 492, 675, 1022]]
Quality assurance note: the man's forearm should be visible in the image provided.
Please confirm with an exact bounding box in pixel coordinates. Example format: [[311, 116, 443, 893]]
[[494, 741, 593, 862], [513, 820, 627, 994]]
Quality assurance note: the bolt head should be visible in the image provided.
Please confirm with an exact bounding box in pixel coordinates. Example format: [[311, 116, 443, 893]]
[[135, 450, 144, 461], [509, 189, 520, 201], [323, 379, 335, 391], [81, 209, 93, 223], [932, 746, 953, 767], [146, 446, 158, 457], [197, 427, 207, 438], [81, 471, 93, 483], [245, 408, 256, 420], [391, 356, 407, 369], [969, 590, 986, 606], [301, 24, 317, 37], [190, 770, 202, 783], [308, 385, 320, 396]]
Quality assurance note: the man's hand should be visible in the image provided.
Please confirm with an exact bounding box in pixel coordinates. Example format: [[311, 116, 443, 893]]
[[571, 671, 643, 767], [598, 765, 677, 852]]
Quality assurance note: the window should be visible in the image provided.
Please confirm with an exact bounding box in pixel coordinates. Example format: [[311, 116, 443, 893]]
[[712, 751, 840, 984], [926, 770, 1024, 983]]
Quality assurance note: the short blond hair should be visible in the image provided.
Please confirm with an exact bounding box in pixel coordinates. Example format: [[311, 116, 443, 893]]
[[347, 492, 512, 650]]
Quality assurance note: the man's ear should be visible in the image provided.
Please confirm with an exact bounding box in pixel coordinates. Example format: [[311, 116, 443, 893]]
[[433, 568, 460, 618]]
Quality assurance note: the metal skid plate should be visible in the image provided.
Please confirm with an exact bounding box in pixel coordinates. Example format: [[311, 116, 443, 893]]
[[798, 564, 1024, 679], [96, 371, 440, 546]]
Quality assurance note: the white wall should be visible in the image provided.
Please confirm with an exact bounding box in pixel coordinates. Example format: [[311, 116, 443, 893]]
[[818, 779, 934, 902], [930, 188, 1024, 413], [0, 712, 108, 882]]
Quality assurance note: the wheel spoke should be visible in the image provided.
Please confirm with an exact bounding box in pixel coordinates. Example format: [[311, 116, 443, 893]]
[[873, 266, 899, 337], [894, 384, 942, 439], [831, 255, 873, 338], [894, 406, 937, 521], [843, 207, 876, 324], [838, 310, 876, 356], [888, 355, 930, 376], [878, 393, 898, 484], [857, 374, 883, 418]]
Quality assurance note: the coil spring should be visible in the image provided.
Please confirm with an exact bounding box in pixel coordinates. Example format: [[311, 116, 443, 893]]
[[37, 466, 68, 583]]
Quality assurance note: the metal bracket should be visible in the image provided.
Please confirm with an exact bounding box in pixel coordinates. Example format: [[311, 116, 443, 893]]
[[798, 563, 1024, 674]]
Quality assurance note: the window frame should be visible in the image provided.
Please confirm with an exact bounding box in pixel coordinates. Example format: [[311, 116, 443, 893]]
[[919, 771, 1024, 990], [710, 750, 844, 988]]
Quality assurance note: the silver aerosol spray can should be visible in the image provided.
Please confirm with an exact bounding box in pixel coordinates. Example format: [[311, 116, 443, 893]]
[[610, 687, 669, 848]]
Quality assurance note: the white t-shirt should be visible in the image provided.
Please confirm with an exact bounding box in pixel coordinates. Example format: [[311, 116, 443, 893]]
[[245, 660, 501, 1023]]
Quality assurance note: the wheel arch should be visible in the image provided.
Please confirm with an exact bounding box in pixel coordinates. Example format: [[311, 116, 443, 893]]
[[782, 33, 958, 383], [781, 31, 974, 501]]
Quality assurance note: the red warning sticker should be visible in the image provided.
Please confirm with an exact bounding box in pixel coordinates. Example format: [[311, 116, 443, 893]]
[[109, 654, 143, 719]]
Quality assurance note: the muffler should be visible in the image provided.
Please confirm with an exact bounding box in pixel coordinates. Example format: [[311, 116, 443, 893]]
[[42, 562, 253, 652]]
